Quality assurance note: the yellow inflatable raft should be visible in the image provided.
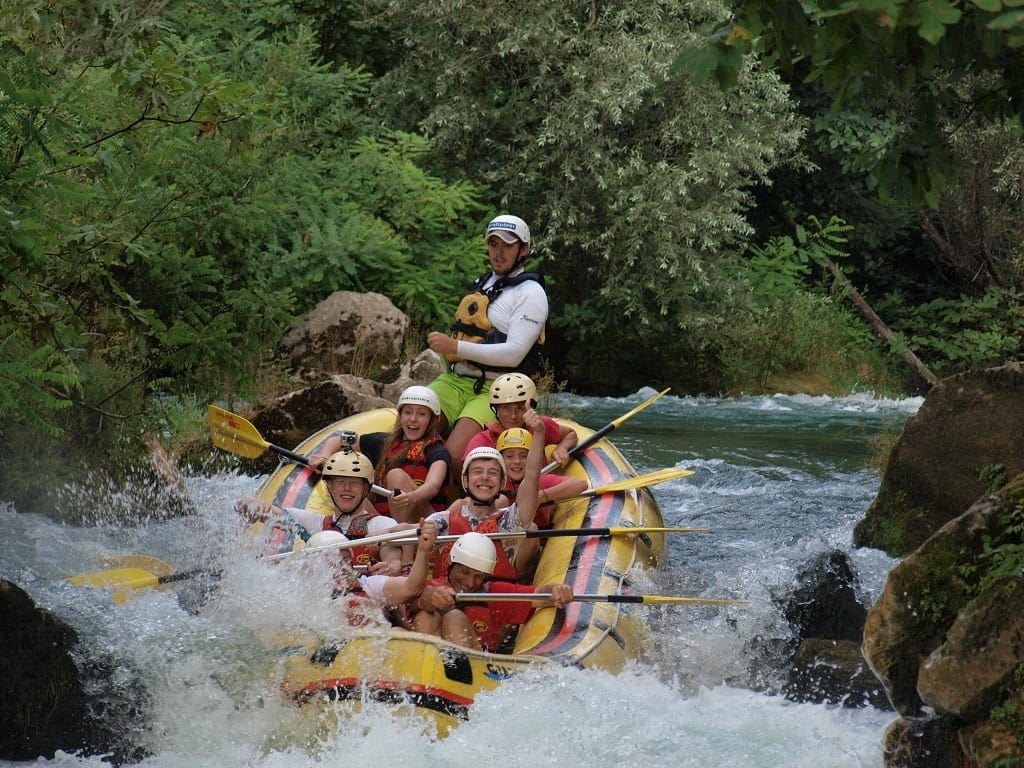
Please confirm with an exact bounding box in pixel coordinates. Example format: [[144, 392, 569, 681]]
[[254, 408, 666, 736]]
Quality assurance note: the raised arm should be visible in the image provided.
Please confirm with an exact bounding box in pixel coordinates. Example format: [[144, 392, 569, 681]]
[[380, 521, 437, 606], [514, 409, 548, 528]]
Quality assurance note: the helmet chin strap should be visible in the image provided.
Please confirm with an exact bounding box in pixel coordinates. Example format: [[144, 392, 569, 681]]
[[467, 490, 500, 507], [510, 243, 528, 273]]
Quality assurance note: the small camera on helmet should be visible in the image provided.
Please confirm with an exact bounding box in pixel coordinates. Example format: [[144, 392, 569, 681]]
[[336, 429, 358, 450]]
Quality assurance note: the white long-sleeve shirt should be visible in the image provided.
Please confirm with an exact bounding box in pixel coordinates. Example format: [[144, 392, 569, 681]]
[[452, 270, 548, 377]]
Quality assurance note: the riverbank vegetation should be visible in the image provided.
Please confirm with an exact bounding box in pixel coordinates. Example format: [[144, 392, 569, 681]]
[[3, 1, 1024, 510]]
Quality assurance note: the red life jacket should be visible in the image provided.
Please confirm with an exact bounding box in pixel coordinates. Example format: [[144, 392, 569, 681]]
[[331, 576, 387, 627], [373, 435, 449, 515], [434, 507, 519, 581], [317, 512, 382, 569], [418, 578, 535, 651]]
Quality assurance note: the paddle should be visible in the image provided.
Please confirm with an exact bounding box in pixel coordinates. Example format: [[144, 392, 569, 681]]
[[266, 526, 421, 561], [65, 565, 218, 604], [377, 525, 710, 547], [542, 387, 671, 473], [568, 467, 694, 498], [456, 592, 749, 606], [208, 404, 393, 497]]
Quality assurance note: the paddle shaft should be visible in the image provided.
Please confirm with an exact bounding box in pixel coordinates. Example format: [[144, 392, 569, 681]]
[[457, 592, 747, 606], [541, 387, 670, 473], [366, 525, 708, 547]]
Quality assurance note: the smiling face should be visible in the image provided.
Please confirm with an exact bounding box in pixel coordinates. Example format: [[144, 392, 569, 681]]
[[494, 400, 528, 429], [487, 236, 527, 276], [324, 476, 369, 515], [399, 403, 434, 441], [500, 447, 528, 482], [447, 562, 489, 593], [464, 458, 504, 500]]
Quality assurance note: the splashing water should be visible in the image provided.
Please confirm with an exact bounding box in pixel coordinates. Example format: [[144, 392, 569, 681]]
[[1, 391, 915, 767]]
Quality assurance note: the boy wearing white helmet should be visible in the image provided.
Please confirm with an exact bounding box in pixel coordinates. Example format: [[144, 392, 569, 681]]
[[420, 409, 548, 582], [309, 385, 452, 525], [235, 450, 403, 574], [412, 530, 573, 652], [305, 521, 438, 627], [463, 371, 577, 468], [426, 214, 549, 480]]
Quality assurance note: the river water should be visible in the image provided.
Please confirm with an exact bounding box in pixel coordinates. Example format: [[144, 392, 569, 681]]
[[1, 390, 920, 768]]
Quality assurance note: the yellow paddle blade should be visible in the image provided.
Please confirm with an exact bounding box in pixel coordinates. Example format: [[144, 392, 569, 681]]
[[586, 467, 694, 496], [208, 405, 270, 459], [102, 554, 176, 577], [610, 387, 671, 428], [66, 567, 161, 591]]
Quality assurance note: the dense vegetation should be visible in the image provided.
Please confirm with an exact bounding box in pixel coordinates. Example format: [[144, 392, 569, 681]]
[[3, 0, 1023, 511]]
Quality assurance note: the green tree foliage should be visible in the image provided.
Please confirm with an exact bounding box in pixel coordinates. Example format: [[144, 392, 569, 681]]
[[680, 0, 1024, 206], [719, 216, 892, 393], [0, 0, 484, 510], [360, 0, 808, 391]]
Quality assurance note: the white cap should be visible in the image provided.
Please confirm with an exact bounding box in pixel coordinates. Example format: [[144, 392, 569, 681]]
[[486, 214, 531, 245], [397, 385, 441, 416]]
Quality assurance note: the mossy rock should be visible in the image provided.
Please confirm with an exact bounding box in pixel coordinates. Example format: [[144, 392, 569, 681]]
[[855, 363, 1024, 557]]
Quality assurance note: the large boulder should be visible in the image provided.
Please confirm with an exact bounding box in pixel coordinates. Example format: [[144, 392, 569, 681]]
[[861, 488, 1010, 715], [0, 581, 147, 762], [917, 573, 1024, 720], [782, 549, 867, 643], [861, 472, 1024, 767], [281, 291, 410, 382], [776, 550, 888, 708], [235, 351, 444, 474], [854, 363, 1024, 557]]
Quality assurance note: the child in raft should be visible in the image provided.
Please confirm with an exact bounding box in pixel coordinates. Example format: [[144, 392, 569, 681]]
[[309, 386, 452, 525], [495, 427, 587, 531]]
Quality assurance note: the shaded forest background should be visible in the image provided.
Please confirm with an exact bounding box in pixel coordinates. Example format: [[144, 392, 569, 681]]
[[3, 0, 1024, 511]]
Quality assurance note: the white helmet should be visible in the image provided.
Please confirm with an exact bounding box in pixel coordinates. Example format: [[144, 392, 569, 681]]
[[485, 214, 531, 245], [449, 532, 497, 575], [489, 372, 538, 407], [461, 446, 506, 489], [397, 385, 441, 416], [307, 530, 349, 550]]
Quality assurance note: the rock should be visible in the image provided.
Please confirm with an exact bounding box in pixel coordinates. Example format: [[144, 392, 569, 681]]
[[773, 551, 884, 708], [882, 715, 964, 768], [961, 711, 1024, 768], [862, 474, 1024, 717], [281, 291, 410, 382], [782, 549, 867, 642], [0, 581, 147, 762], [783, 638, 891, 709], [239, 352, 444, 474], [854, 363, 1024, 557], [917, 574, 1024, 720]]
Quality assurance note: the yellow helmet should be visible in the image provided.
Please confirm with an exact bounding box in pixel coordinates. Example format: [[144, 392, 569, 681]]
[[496, 427, 533, 453], [322, 451, 374, 483]]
